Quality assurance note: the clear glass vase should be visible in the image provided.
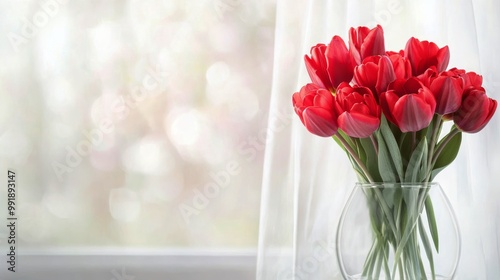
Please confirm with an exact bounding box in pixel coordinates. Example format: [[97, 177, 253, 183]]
[[336, 183, 460, 280]]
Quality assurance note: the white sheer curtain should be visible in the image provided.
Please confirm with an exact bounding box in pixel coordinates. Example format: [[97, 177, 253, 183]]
[[257, 0, 500, 279]]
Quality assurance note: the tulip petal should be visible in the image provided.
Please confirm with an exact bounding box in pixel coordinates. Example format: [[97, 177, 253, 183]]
[[302, 94, 314, 107], [326, 36, 355, 88], [390, 52, 412, 80], [469, 99, 499, 133], [303, 107, 338, 137], [403, 78, 424, 93], [361, 25, 385, 59], [364, 93, 380, 117], [420, 86, 437, 113], [338, 111, 380, 138], [463, 72, 483, 89], [349, 27, 362, 65], [405, 37, 449, 75], [454, 90, 497, 133], [314, 90, 335, 109], [380, 90, 399, 125], [436, 46, 450, 72], [305, 55, 328, 89], [430, 76, 463, 114], [353, 62, 379, 95], [376, 56, 396, 94], [393, 94, 434, 132]]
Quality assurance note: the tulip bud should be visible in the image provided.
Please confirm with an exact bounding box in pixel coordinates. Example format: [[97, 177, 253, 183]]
[[305, 36, 356, 91], [335, 83, 380, 138], [353, 55, 396, 97], [404, 37, 450, 76], [429, 70, 464, 115], [380, 78, 436, 132], [453, 87, 497, 133], [349, 25, 386, 65], [293, 83, 339, 137], [305, 44, 331, 90]]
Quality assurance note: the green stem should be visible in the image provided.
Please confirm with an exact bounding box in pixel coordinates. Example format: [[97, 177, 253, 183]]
[[425, 116, 443, 181], [397, 258, 405, 280], [335, 133, 375, 183], [362, 237, 379, 277]]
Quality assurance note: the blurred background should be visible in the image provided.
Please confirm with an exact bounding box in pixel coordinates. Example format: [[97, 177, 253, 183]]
[[0, 0, 276, 250], [2, 1, 499, 279]]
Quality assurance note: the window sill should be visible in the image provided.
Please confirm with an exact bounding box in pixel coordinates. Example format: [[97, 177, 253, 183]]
[[2, 248, 257, 280]]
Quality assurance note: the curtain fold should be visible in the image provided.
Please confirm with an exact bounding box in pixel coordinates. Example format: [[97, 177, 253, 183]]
[[257, 0, 500, 279]]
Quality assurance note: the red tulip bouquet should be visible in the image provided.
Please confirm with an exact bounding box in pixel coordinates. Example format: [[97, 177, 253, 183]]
[[293, 25, 497, 279]]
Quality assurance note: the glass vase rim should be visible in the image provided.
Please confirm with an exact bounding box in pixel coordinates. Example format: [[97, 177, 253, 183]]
[[355, 182, 440, 189]]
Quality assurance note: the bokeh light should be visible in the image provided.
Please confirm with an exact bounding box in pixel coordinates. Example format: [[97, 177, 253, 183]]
[[1, 0, 276, 248]]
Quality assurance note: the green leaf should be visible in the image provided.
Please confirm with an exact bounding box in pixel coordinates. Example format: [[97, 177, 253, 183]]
[[360, 137, 382, 182], [393, 188, 420, 268], [425, 197, 439, 252], [405, 138, 428, 182], [434, 131, 462, 169], [373, 189, 398, 241], [355, 138, 367, 169], [382, 187, 396, 209], [418, 254, 429, 280], [398, 132, 408, 151], [362, 240, 377, 277], [424, 116, 436, 140], [379, 117, 404, 182], [378, 133, 397, 182], [419, 217, 436, 280], [399, 132, 413, 169], [431, 131, 462, 180], [374, 246, 383, 279], [382, 243, 391, 280]]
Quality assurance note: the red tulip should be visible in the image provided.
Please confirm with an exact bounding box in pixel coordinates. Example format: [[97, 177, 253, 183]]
[[445, 68, 482, 89], [429, 70, 464, 115], [305, 36, 356, 91], [380, 78, 436, 132], [335, 83, 380, 138], [453, 87, 497, 133], [354, 55, 396, 96], [304, 44, 330, 89], [293, 83, 338, 137], [349, 25, 386, 65], [404, 37, 450, 76]]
